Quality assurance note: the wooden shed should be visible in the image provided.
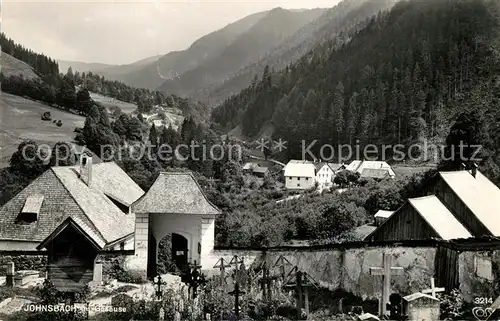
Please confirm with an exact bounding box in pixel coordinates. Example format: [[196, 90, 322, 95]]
[[366, 196, 472, 242], [37, 217, 103, 292]]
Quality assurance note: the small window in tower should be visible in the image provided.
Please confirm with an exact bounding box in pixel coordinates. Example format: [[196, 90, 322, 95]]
[[198, 243, 201, 254]]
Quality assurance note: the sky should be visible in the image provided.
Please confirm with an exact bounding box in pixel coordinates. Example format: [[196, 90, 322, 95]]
[[1, 0, 340, 65]]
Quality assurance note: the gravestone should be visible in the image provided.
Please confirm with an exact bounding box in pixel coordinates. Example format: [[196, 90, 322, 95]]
[[14, 270, 40, 286], [403, 292, 439, 321], [93, 260, 103, 284], [5, 261, 14, 287]]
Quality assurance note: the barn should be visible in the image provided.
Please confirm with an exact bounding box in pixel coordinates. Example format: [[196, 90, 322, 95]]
[[366, 196, 472, 241], [366, 167, 500, 241]]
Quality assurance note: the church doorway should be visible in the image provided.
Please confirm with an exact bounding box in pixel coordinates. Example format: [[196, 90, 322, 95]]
[[147, 233, 157, 279], [171, 233, 189, 273]]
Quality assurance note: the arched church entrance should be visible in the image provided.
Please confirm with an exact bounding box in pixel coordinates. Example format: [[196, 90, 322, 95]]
[[171, 233, 189, 272], [155, 233, 190, 276]]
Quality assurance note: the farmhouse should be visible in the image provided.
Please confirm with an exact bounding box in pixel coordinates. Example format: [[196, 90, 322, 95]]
[[366, 166, 500, 241], [346, 160, 396, 179], [284, 160, 345, 190], [284, 160, 316, 190]]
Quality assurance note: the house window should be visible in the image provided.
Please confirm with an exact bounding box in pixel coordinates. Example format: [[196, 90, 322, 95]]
[[120, 242, 125, 250], [298, 177, 301, 181], [289, 177, 292, 180], [17, 194, 44, 224], [297, 184, 301, 187], [306, 178, 309, 181], [475, 256, 493, 281]]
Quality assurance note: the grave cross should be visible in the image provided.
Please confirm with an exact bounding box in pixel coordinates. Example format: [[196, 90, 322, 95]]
[[188, 260, 204, 299], [213, 258, 231, 290], [273, 255, 293, 283], [228, 282, 246, 319], [153, 274, 167, 300], [369, 253, 404, 316], [257, 262, 274, 301], [282, 266, 318, 319], [422, 277, 445, 297]]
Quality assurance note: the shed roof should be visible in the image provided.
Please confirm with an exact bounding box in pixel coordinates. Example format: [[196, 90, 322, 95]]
[[253, 167, 269, 174], [362, 168, 390, 179], [132, 172, 221, 215], [409, 196, 472, 240], [37, 216, 106, 251], [439, 170, 500, 236], [374, 210, 394, 219], [346, 160, 396, 177]]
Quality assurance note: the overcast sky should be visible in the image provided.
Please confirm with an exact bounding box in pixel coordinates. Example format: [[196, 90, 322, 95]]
[[2, 0, 340, 65]]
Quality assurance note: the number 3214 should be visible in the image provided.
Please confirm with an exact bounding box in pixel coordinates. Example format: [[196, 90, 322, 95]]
[[474, 297, 493, 305]]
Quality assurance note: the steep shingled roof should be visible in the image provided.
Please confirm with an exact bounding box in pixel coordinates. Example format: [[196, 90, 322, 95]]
[[439, 170, 500, 236], [132, 172, 221, 215], [0, 162, 144, 246]]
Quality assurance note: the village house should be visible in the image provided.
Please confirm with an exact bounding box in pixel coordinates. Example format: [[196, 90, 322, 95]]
[[283, 160, 317, 190], [252, 166, 269, 178], [283, 160, 344, 190], [345, 160, 396, 179], [366, 166, 500, 241], [242, 162, 270, 177], [0, 156, 144, 291]]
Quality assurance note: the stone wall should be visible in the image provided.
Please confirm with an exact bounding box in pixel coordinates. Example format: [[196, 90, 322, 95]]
[[208, 246, 436, 300], [459, 250, 500, 302], [0, 255, 47, 275]]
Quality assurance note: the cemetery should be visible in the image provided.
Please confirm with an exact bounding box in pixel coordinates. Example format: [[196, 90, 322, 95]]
[[1, 237, 499, 320]]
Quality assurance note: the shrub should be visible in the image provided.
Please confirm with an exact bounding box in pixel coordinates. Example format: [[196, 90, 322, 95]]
[[41, 112, 51, 121], [440, 289, 466, 320]]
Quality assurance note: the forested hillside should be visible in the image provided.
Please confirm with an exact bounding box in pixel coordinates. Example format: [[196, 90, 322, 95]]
[[200, 0, 397, 106], [157, 8, 327, 98], [0, 32, 59, 77], [120, 10, 270, 90], [212, 0, 500, 181]]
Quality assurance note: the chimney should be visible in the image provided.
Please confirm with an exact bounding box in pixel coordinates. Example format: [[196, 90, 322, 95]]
[[471, 163, 478, 178], [80, 155, 93, 187]]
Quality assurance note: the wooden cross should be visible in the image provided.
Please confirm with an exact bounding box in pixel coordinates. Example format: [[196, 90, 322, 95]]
[[422, 277, 445, 297], [369, 253, 404, 316], [273, 255, 293, 283], [228, 282, 246, 319], [257, 262, 274, 301], [283, 266, 318, 319], [214, 258, 231, 290]]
